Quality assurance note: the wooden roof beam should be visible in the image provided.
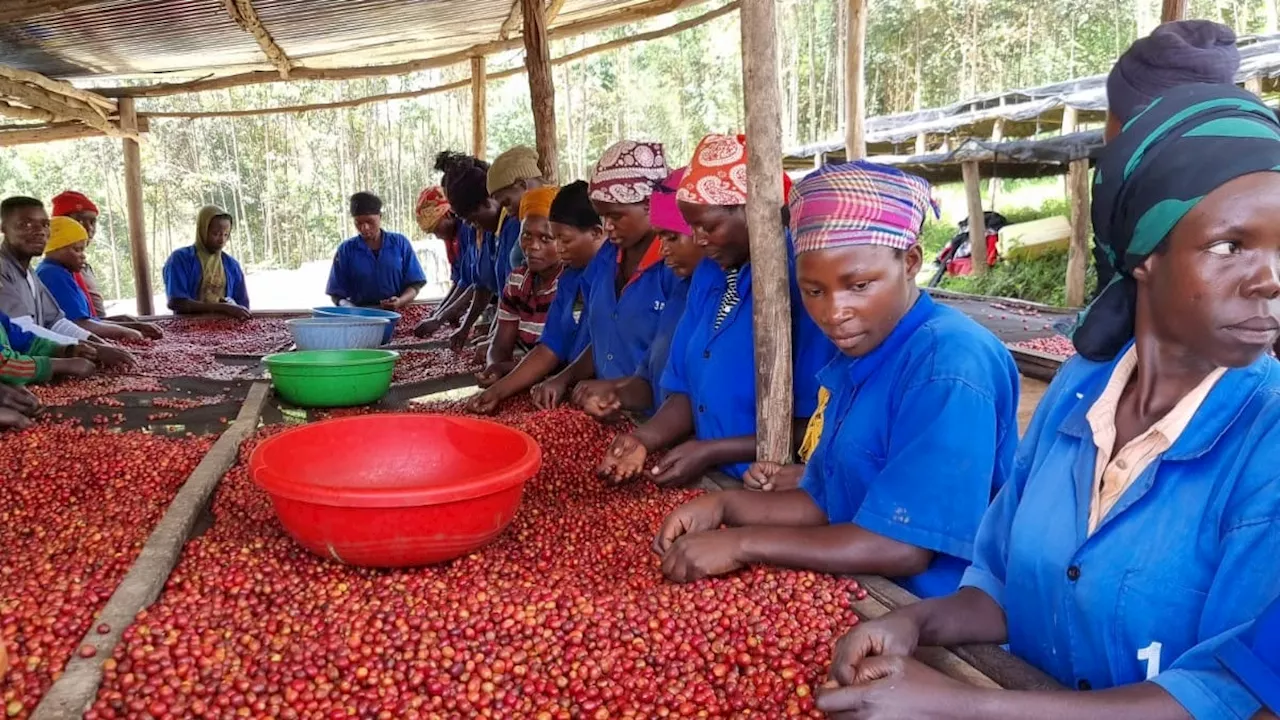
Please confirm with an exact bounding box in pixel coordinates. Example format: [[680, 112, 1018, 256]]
[[96, 0, 704, 98], [0, 117, 149, 147], [221, 0, 294, 78], [500, 0, 568, 41], [0, 65, 131, 140]]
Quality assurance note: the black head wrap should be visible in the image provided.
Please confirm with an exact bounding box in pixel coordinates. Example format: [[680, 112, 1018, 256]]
[[349, 192, 382, 217], [434, 151, 491, 218], [1073, 83, 1280, 360], [1107, 21, 1239, 125], [548, 181, 602, 230]]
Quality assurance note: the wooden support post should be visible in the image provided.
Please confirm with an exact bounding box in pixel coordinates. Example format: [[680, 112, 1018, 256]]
[[1066, 159, 1091, 307], [740, 0, 793, 464], [844, 0, 868, 160], [521, 0, 558, 182], [470, 56, 487, 161], [813, 151, 825, 170], [1161, 0, 1187, 22], [987, 117, 1005, 200], [1247, 76, 1265, 97], [119, 98, 153, 317], [962, 161, 988, 276], [915, 132, 927, 156], [1061, 106, 1078, 195]]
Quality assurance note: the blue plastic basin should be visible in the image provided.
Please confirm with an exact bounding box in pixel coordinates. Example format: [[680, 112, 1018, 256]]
[[287, 317, 389, 351], [313, 307, 401, 344]]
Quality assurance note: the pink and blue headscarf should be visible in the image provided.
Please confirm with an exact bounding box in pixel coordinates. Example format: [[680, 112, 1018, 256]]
[[788, 161, 937, 256]]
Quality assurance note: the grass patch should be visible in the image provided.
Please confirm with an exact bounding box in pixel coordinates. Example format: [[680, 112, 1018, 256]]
[[941, 249, 1096, 307]]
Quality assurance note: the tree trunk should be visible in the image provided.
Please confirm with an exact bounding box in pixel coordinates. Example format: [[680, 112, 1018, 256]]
[[522, 0, 559, 182], [807, 1, 817, 144]]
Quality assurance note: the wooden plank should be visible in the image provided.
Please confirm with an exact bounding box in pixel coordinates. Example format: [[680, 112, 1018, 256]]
[[844, 0, 869, 160], [522, 0, 559, 182], [1065, 158, 1090, 307], [30, 383, 271, 720], [471, 56, 488, 160], [119, 98, 154, 317], [97, 0, 704, 98], [962, 160, 988, 275], [740, 0, 793, 464]]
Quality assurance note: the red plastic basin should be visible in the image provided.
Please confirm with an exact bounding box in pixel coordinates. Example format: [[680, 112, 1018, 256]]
[[249, 414, 541, 568]]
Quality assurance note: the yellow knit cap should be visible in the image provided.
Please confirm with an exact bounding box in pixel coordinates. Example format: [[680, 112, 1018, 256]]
[[46, 215, 89, 254]]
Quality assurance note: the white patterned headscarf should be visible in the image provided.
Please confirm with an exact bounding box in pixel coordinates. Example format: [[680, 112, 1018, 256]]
[[588, 140, 669, 205]]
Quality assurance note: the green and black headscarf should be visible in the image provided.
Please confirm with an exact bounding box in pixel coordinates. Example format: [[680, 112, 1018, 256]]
[[1075, 83, 1280, 361]]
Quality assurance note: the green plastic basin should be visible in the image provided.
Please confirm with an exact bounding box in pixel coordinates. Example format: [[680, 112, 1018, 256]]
[[263, 349, 400, 408]]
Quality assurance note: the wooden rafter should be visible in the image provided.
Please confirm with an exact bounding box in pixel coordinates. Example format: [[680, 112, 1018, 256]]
[[498, 0, 523, 39], [523, 0, 558, 181], [220, 0, 294, 78], [96, 0, 708, 98], [0, 117, 150, 147], [0, 66, 131, 141], [546, 0, 569, 24], [0, 0, 101, 24], [138, 1, 740, 120]]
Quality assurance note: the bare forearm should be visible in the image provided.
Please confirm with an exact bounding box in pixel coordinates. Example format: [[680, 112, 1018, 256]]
[[632, 393, 695, 451], [552, 347, 595, 387], [737, 524, 933, 577], [440, 287, 474, 321], [490, 345, 559, 401], [612, 376, 655, 411], [169, 299, 224, 315], [459, 288, 493, 332], [397, 284, 422, 304], [701, 435, 757, 469], [898, 587, 1009, 648], [720, 488, 829, 527], [963, 683, 1190, 720], [487, 322, 518, 366]]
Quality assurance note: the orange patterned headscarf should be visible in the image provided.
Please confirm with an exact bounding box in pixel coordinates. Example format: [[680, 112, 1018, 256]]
[[677, 133, 794, 208], [415, 186, 451, 234]]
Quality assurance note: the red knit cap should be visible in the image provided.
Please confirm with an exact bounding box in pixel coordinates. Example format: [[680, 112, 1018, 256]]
[[51, 190, 98, 217]]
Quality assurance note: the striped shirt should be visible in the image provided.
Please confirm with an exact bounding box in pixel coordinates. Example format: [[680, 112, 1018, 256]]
[[498, 264, 563, 349], [713, 267, 741, 330]]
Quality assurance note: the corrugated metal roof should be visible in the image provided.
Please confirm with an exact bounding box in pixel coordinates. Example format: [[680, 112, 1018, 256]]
[[0, 0, 680, 80]]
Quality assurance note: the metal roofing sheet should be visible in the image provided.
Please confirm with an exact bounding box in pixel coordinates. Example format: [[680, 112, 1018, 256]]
[[0, 0, 674, 79]]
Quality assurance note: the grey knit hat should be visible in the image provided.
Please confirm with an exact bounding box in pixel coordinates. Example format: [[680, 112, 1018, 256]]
[[1107, 20, 1240, 124]]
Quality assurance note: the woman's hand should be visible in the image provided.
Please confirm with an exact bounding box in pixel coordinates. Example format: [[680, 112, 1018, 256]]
[[650, 440, 716, 488], [219, 303, 252, 321], [52, 357, 97, 379], [828, 615, 923, 686], [598, 433, 648, 485], [660, 529, 747, 584], [448, 327, 470, 352], [652, 494, 725, 555], [0, 384, 40, 414], [467, 386, 504, 415], [134, 322, 165, 340], [67, 343, 97, 362], [414, 317, 444, 339], [476, 361, 516, 388], [816, 656, 977, 720], [530, 376, 570, 410], [742, 461, 805, 492], [573, 379, 622, 420]]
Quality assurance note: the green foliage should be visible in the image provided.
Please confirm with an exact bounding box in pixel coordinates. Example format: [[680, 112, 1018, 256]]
[[943, 249, 1097, 307]]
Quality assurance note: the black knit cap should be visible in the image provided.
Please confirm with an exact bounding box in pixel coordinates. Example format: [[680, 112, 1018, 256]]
[[549, 181, 601, 230], [349, 191, 383, 216]]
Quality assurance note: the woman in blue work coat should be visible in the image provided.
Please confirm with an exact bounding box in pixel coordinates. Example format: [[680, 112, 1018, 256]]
[[1219, 598, 1280, 718], [468, 181, 606, 415], [529, 140, 680, 408], [326, 192, 426, 311], [649, 162, 1020, 597], [573, 168, 705, 419], [817, 84, 1280, 720], [597, 133, 836, 488]]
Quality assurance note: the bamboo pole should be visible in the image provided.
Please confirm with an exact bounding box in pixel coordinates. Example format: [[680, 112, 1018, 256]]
[[119, 98, 154, 317], [97, 0, 705, 98], [844, 0, 868, 160], [1161, 0, 1187, 22], [522, 0, 559, 182], [962, 161, 988, 276], [1066, 158, 1090, 307], [471, 56, 488, 160], [740, 0, 793, 464], [139, 1, 741, 120]]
